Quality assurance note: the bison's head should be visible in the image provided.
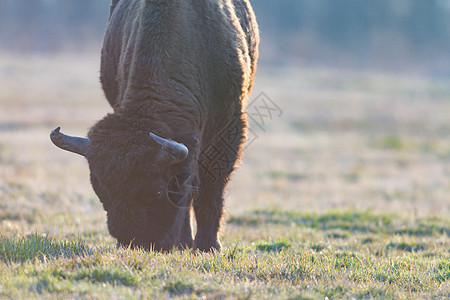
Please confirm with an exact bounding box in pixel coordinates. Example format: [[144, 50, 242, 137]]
[[50, 113, 195, 251]]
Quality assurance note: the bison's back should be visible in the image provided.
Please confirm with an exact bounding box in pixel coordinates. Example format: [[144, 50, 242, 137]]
[[100, 0, 259, 125]]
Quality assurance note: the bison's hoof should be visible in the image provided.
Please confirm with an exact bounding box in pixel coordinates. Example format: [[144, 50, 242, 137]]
[[194, 240, 222, 253]]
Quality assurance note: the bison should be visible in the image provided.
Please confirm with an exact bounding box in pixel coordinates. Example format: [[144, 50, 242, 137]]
[[50, 0, 259, 252]]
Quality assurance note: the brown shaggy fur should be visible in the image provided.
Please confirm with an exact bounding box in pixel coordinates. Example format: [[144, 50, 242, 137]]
[[87, 0, 259, 251]]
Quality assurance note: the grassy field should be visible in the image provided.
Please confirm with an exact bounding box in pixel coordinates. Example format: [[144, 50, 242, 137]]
[[0, 54, 449, 299]]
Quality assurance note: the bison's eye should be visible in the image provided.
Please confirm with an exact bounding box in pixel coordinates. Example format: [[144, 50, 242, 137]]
[[140, 192, 162, 207], [145, 191, 162, 204]]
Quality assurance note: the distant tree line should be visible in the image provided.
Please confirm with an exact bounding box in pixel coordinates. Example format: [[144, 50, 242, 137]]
[[252, 0, 450, 72], [0, 0, 449, 72], [0, 0, 109, 52]]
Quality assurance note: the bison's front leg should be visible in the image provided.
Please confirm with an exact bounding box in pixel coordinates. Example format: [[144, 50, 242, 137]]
[[193, 182, 224, 252], [194, 133, 243, 252], [178, 207, 194, 249]]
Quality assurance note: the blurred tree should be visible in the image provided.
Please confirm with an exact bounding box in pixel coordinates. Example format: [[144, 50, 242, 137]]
[[403, 0, 444, 44], [0, 0, 449, 72]]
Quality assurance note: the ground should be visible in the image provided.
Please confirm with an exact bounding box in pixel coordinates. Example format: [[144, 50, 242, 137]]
[[0, 54, 449, 299]]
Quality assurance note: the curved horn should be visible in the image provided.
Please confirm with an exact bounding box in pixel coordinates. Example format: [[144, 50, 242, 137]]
[[50, 127, 89, 157], [150, 132, 188, 165]]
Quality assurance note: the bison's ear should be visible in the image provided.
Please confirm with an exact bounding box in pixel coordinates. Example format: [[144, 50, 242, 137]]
[[150, 132, 189, 165], [50, 127, 89, 157]]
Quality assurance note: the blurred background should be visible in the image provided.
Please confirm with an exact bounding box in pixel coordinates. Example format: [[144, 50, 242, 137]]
[[0, 0, 449, 234], [0, 3, 448, 297], [0, 0, 449, 74]]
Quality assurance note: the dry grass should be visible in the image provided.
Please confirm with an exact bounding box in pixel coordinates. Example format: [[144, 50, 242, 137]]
[[233, 67, 449, 215]]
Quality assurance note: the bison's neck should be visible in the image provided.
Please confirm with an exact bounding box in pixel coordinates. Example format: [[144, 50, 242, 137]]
[[117, 100, 200, 141]]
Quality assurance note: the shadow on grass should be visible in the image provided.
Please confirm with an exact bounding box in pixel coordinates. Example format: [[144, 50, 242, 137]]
[[228, 209, 449, 236], [53, 267, 139, 287], [255, 239, 292, 252]]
